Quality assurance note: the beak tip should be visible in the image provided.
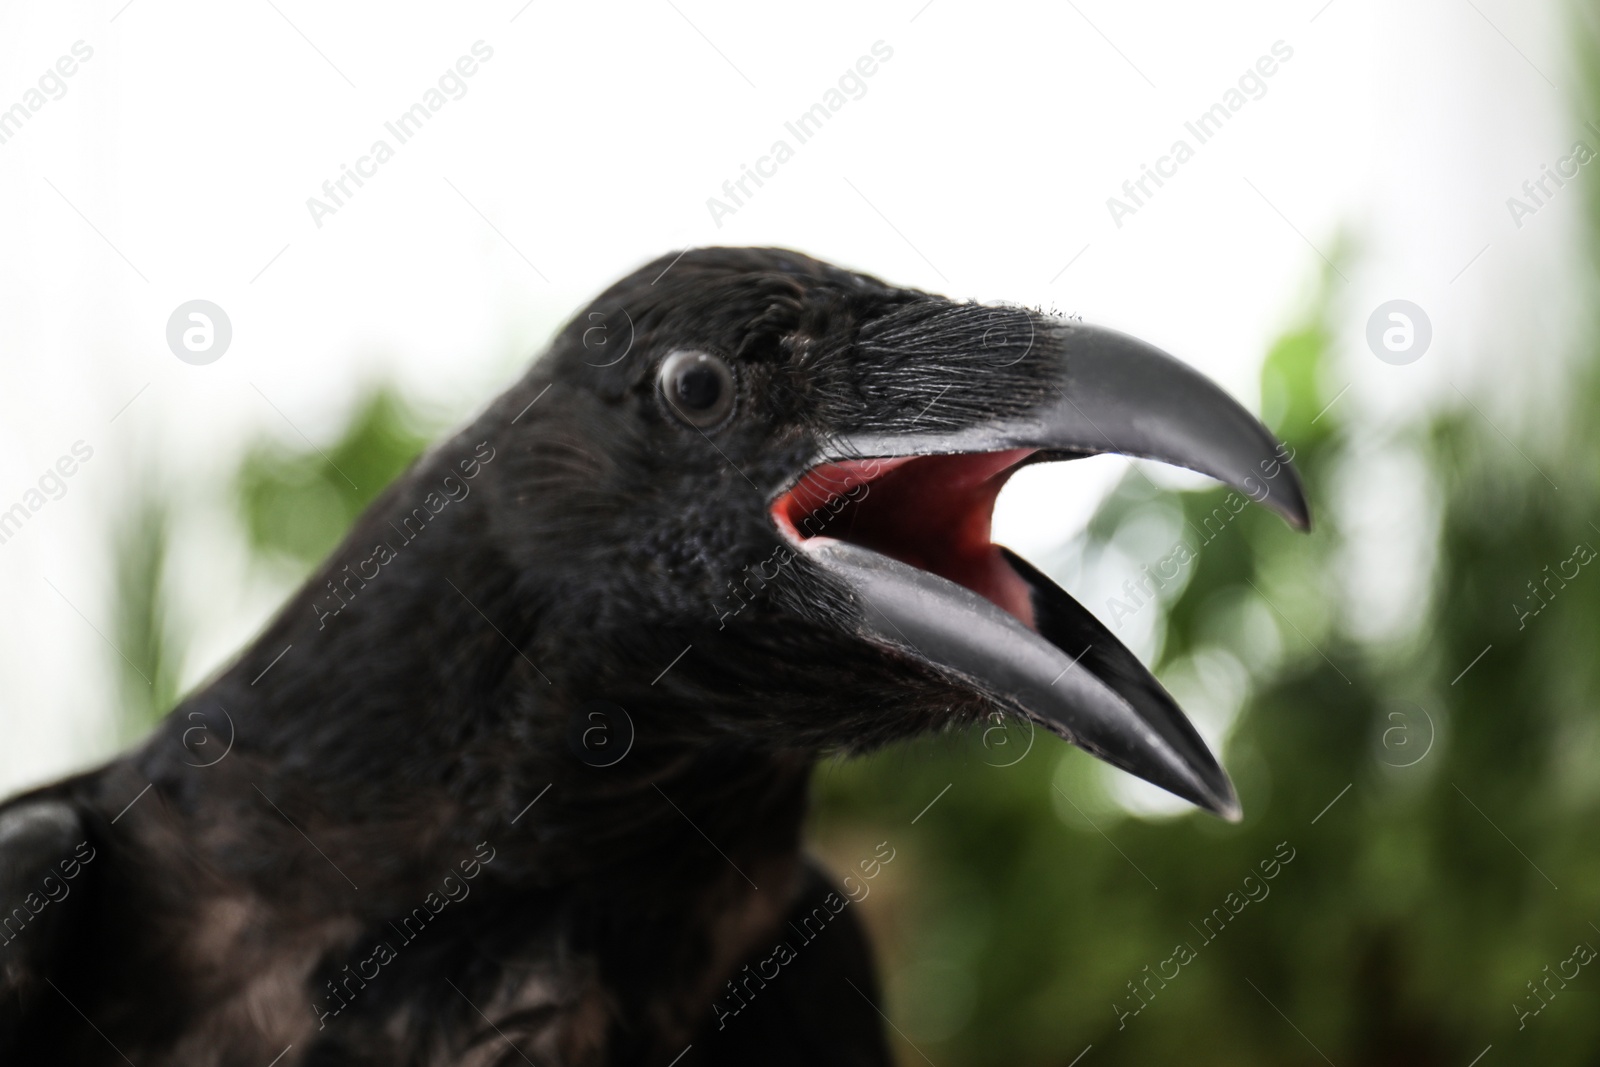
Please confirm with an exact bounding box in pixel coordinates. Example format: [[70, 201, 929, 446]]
[[1265, 469, 1313, 532], [1186, 767, 1242, 821], [1189, 777, 1243, 822]]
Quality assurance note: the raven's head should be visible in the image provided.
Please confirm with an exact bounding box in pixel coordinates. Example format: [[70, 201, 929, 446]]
[[487, 247, 1307, 820]]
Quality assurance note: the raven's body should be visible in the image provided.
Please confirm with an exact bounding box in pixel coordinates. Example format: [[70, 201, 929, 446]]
[[0, 248, 1307, 1065]]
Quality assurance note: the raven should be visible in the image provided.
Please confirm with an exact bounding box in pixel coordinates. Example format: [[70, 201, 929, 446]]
[[0, 247, 1307, 1066]]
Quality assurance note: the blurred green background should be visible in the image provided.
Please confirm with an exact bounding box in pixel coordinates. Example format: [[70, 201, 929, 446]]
[[103, 32, 1600, 1067]]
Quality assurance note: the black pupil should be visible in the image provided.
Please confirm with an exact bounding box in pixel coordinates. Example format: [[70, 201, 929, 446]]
[[676, 365, 721, 409]]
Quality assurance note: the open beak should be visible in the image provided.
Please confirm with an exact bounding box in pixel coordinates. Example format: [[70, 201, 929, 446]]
[[772, 309, 1309, 820]]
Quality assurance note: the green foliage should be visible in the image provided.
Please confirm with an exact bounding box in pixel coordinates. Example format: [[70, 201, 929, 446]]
[[108, 388, 436, 741], [236, 387, 435, 572], [111, 491, 182, 738], [810, 238, 1600, 1062]]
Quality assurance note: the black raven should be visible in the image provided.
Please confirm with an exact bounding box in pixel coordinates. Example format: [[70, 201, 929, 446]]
[[0, 247, 1307, 1066]]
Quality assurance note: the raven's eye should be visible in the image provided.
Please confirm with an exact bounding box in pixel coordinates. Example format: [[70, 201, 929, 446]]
[[658, 350, 735, 429]]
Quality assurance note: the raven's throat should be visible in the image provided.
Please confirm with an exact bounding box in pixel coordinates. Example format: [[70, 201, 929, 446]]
[[771, 449, 1038, 628]]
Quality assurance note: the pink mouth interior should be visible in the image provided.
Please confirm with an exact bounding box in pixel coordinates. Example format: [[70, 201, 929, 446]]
[[772, 449, 1038, 629]]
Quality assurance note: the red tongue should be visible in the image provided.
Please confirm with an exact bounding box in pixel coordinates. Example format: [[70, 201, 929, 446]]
[[773, 450, 1038, 628]]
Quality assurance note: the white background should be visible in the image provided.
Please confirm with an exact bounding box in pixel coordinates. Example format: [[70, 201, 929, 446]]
[[0, 0, 1584, 795]]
